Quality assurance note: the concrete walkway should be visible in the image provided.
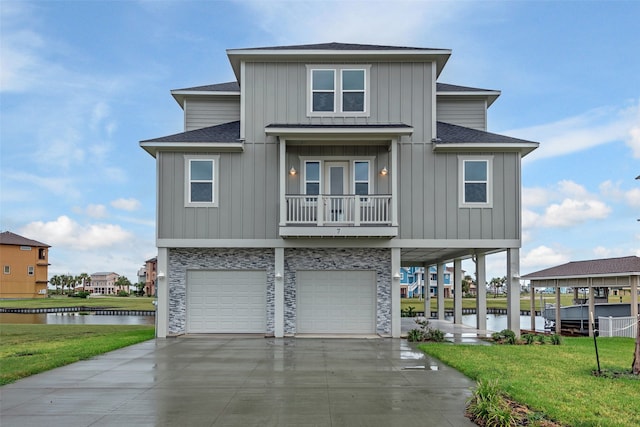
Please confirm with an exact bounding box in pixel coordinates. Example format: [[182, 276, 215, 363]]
[[1, 337, 477, 426]]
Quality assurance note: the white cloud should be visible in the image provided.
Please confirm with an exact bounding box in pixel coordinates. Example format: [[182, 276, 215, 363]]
[[20, 216, 132, 250], [521, 246, 569, 270], [2, 170, 81, 199], [111, 198, 141, 211], [541, 199, 611, 227], [522, 187, 549, 207], [510, 99, 640, 162], [86, 204, 108, 218], [521, 209, 540, 229], [599, 180, 640, 207]]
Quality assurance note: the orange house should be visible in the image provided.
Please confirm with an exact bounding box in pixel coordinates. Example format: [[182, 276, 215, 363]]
[[0, 231, 50, 299]]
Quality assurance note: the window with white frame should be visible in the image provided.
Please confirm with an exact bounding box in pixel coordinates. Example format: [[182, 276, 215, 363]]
[[304, 161, 320, 196], [27, 266, 34, 276], [353, 161, 370, 196], [459, 156, 493, 207], [308, 65, 369, 116], [3, 265, 9, 275], [185, 155, 219, 207]]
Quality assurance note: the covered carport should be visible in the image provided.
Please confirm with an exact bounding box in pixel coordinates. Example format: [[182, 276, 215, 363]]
[[522, 256, 640, 337]]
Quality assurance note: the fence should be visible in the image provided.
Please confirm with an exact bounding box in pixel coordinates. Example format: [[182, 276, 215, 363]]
[[598, 316, 638, 338]]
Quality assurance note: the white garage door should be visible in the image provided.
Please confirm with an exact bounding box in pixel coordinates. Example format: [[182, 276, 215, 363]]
[[297, 270, 376, 334], [187, 270, 266, 333]]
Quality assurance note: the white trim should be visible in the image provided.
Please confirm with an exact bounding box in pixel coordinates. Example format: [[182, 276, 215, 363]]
[[265, 127, 413, 138], [434, 142, 538, 157], [27, 265, 34, 276], [171, 90, 240, 96], [527, 273, 640, 281], [184, 155, 220, 208], [279, 138, 287, 227], [240, 61, 246, 140], [140, 142, 244, 158], [156, 238, 521, 249], [431, 62, 437, 141], [280, 226, 398, 238], [3, 265, 10, 274], [458, 156, 493, 208]]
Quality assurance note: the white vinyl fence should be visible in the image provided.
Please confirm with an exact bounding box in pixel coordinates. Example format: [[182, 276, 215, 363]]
[[598, 316, 638, 338]]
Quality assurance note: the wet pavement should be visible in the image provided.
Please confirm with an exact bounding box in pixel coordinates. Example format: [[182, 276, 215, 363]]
[[0, 337, 477, 426]]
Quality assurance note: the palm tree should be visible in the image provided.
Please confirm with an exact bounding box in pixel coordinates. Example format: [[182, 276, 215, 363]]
[[77, 273, 91, 292], [50, 275, 61, 294]]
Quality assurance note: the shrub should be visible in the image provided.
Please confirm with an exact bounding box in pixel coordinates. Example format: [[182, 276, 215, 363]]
[[406, 318, 446, 343], [407, 329, 424, 342], [522, 333, 536, 345], [492, 329, 517, 345], [467, 379, 516, 427], [401, 306, 416, 317], [69, 291, 90, 299], [117, 290, 129, 297], [549, 334, 562, 345]]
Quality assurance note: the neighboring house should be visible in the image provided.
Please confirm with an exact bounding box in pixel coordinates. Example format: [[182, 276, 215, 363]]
[[0, 231, 50, 298], [87, 272, 120, 295], [400, 266, 453, 298], [522, 256, 640, 336], [141, 42, 538, 338], [145, 257, 157, 297]]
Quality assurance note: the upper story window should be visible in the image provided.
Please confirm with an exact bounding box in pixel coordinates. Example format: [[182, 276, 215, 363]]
[[3, 265, 9, 275], [353, 161, 370, 195], [38, 248, 46, 260], [459, 155, 493, 208], [27, 266, 34, 276], [304, 161, 320, 196], [185, 155, 220, 207], [308, 65, 370, 116]]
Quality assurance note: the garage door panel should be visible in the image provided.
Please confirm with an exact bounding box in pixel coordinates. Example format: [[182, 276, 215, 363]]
[[187, 270, 266, 333], [297, 270, 376, 334]]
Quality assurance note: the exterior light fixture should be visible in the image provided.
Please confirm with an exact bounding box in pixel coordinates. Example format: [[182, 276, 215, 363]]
[[157, 272, 165, 279], [289, 166, 297, 176], [380, 166, 388, 176], [275, 272, 282, 279], [393, 272, 401, 280]]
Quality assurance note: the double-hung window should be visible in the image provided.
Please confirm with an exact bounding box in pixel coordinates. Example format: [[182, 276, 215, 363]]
[[27, 266, 34, 276], [353, 161, 370, 197], [459, 156, 493, 207], [185, 155, 219, 207], [308, 65, 370, 116], [304, 161, 320, 200]]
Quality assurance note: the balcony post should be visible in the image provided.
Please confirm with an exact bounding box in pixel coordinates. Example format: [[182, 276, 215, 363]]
[[317, 195, 324, 226], [354, 196, 360, 226], [391, 138, 398, 226], [279, 137, 286, 226]]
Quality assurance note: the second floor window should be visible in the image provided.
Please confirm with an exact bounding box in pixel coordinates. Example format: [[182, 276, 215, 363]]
[[308, 65, 369, 116], [353, 161, 370, 195], [27, 266, 34, 276], [459, 156, 493, 208], [185, 155, 219, 207], [3, 265, 9, 275]]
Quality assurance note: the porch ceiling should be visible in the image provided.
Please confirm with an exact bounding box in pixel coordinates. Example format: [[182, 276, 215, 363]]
[[400, 247, 499, 266]]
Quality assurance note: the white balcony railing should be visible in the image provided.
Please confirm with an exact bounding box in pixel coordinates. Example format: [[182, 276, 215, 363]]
[[285, 195, 392, 226]]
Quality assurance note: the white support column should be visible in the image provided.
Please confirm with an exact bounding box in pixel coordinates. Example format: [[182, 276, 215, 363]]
[[423, 263, 431, 318], [279, 138, 287, 227], [454, 258, 462, 324], [391, 248, 401, 337], [506, 248, 521, 338], [156, 247, 169, 338], [390, 138, 399, 227], [437, 263, 445, 320], [274, 247, 284, 338], [476, 253, 487, 332]]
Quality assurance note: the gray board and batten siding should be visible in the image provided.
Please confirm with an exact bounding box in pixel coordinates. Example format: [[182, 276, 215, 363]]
[[242, 61, 435, 143], [436, 97, 487, 131], [157, 146, 521, 242], [184, 96, 240, 131]]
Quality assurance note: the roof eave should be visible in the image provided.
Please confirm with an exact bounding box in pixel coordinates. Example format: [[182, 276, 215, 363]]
[[436, 90, 501, 107], [227, 49, 452, 81], [433, 142, 539, 157], [524, 271, 640, 281], [170, 90, 240, 108], [139, 141, 245, 158]]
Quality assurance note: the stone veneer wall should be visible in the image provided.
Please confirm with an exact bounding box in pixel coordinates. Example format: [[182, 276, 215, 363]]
[[168, 248, 274, 335], [284, 248, 392, 335]]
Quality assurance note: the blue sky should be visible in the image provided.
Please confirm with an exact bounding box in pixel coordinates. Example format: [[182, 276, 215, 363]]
[[1, 0, 639, 282]]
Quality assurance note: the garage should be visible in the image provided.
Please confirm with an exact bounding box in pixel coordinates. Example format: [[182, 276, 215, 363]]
[[186, 270, 266, 333], [297, 270, 376, 334]]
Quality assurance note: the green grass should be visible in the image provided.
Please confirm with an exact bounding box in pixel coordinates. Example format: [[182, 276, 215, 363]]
[[0, 295, 156, 311], [0, 324, 155, 385], [419, 337, 640, 427]]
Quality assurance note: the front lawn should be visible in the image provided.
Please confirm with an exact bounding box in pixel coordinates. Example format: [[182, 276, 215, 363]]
[[0, 324, 155, 385], [419, 337, 639, 426]]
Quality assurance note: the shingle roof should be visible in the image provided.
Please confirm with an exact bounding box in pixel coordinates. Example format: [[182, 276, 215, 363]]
[[233, 42, 447, 51], [0, 231, 49, 247], [522, 256, 640, 279], [173, 81, 494, 94], [436, 121, 538, 145], [265, 123, 411, 129], [173, 81, 240, 92], [141, 121, 241, 143], [437, 83, 496, 92]]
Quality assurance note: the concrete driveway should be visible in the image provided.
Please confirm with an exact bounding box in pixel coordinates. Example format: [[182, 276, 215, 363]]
[[0, 337, 476, 426]]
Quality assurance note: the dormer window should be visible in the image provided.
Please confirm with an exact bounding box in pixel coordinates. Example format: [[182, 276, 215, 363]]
[[308, 65, 370, 116]]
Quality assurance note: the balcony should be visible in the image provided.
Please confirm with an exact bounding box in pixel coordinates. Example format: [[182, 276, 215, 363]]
[[280, 194, 397, 238]]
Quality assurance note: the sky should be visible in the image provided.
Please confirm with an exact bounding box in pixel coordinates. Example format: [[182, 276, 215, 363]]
[[1, 0, 639, 283]]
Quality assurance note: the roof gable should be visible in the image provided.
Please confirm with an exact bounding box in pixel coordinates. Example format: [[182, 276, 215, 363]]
[[0, 231, 50, 247]]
